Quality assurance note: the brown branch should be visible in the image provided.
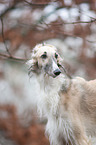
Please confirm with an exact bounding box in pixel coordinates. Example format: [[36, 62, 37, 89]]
[[63, 19, 96, 25], [0, 53, 27, 63], [0, 1, 23, 58], [44, 19, 96, 27], [0, 3, 17, 18], [24, 0, 49, 7], [85, 39, 96, 43], [1, 17, 12, 56]]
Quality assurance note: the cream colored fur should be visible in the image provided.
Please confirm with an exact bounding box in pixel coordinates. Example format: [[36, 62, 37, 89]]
[[27, 44, 96, 145]]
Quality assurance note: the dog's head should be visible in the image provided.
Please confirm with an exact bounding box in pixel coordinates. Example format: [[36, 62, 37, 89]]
[[27, 44, 63, 78]]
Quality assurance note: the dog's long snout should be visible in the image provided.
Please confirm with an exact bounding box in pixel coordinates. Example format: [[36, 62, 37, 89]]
[[54, 69, 61, 76]]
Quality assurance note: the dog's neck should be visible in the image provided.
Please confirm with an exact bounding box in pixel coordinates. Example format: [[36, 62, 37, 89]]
[[33, 73, 71, 117], [37, 73, 71, 94], [36, 73, 71, 117]]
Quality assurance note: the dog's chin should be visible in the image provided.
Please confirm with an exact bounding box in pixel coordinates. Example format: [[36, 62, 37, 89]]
[[52, 75, 57, 78], [48, 73, 60, 78]]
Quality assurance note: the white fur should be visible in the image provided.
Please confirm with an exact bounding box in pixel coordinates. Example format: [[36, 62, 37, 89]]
[[52, 60, 60, 72], [27, 44, 96, 145], [35, 73, 74, 145], [27, 44, 87, 145]]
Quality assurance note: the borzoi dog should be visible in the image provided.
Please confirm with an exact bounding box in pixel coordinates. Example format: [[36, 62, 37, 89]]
[[27, 43, 96, 145]]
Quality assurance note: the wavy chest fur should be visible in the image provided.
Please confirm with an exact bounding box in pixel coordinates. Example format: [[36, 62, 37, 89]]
[[36, 74, 74, 144], [37, 74, 67, 116]]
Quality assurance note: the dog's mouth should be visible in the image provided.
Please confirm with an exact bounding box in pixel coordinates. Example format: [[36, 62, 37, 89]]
[[52, 75, 59, 78]]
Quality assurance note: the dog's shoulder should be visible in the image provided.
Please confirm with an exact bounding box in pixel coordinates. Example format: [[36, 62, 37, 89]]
[[71, 77, 96, 93], [70, 77, 86, 91], [72, 77, 86, 83], [73, 76, 96, 85], [88, 79, 96, 87]]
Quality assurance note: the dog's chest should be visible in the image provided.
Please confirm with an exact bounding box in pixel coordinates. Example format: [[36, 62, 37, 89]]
[[44, 92, 73, 144], [46, 115, 73, 144], [41, 90, 69, 123], [43, 90, 60, 116], [38, 75, 70, 117], [37, 76, 74, 143]]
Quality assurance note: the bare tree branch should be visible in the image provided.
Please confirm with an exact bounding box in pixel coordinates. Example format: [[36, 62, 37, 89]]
[[24, 0, 49, 7], [43, 19, 96, 27], [0, 2, 16, 18], [0, 53, 27, 63], [63, 19, 96, 25], [1, 17, 12, 56]]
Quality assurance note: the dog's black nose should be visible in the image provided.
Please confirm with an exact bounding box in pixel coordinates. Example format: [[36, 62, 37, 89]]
[[54, 69, 61, 76]]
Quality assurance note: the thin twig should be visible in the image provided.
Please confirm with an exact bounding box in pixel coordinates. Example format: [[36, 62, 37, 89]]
[[63, 19, 96, 25], [0, 53, 27, 63], [44, 19, 96, 26], [24, 0, 49, 7], [1, 17, 12, 56], [0, 3, 16, 18]]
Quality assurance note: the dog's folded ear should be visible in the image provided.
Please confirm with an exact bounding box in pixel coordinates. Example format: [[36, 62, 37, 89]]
[[26, 59, 38, 77], [26, 59, 34, 67]]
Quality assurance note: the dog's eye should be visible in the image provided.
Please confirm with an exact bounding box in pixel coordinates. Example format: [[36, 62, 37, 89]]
[[55, 53, 58, 59], [41, 54, 47, 59]]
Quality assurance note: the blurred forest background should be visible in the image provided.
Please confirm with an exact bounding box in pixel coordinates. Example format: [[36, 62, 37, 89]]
[[0, 0, 96, 145]]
